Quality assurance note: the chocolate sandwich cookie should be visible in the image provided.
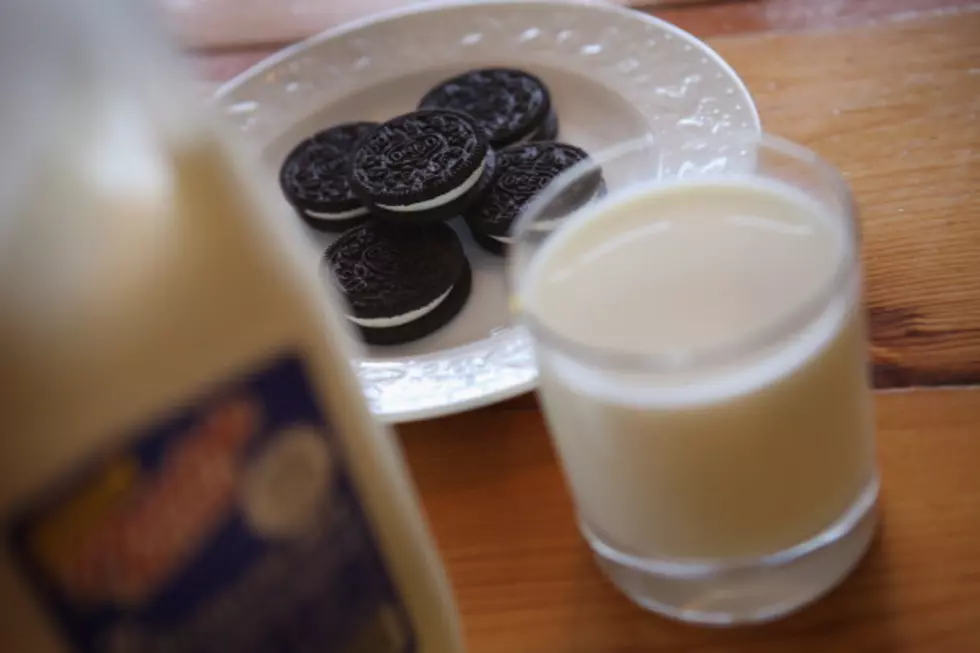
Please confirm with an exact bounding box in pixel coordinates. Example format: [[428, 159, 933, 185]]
[[348, 110, 495, 224], [324, 222, 472, 345], [465, 142, 603, 255], [279, 122, 378, 232], [419, 68, 559, 148]]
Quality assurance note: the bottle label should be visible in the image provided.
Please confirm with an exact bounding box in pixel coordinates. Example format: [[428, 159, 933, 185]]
[[7, 355, 416, 653]]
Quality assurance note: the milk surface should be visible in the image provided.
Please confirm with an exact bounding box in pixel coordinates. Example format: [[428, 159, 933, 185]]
[[523, 179, 877, 560]]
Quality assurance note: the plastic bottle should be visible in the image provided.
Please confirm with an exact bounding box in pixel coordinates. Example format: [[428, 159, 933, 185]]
[[0, 2, 464, 651]]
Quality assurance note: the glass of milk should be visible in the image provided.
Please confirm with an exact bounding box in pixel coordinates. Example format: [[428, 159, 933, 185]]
[[508, 134, 878, 625]]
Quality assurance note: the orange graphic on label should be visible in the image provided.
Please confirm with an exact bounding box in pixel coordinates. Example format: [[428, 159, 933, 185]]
[[31, 396, 260, 606]]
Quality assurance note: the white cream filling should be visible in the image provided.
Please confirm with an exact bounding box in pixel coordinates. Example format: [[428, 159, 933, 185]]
[[528, 218, 564, 233], [490, 235, 513, 244], [513, 111, 555, 144], [347, 285, 453, 329], [377, 155, 487, 212], [304, 205, 369, 221]]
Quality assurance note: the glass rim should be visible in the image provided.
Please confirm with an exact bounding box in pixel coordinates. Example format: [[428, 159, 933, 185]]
[[507, 132, 860, 374]]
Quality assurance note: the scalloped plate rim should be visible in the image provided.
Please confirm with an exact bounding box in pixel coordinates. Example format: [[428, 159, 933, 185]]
[[215, 0, 744, 100]]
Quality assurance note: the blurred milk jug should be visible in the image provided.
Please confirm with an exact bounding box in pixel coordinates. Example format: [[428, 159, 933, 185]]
[[0, 1, 464, 651]]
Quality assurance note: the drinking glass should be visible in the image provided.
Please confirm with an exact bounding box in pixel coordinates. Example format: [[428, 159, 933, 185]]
[[508, 134, 878, 625]]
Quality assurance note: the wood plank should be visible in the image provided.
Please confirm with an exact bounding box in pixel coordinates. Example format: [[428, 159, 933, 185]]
[[398, 388, 980, 652], [171, 0, 976, 50], [712, 12, 980, 387], [187, 0, 977, 78], [642, 0, 980, 38]]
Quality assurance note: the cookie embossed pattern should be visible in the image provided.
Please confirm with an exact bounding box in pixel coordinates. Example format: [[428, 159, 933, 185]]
[[280, 122, 378, 231], [349, 110, 496, 223], [217, 0, 759, 422], [419, 68, 558, 147], [466, 141, 602, 254], [326, 222, 473, 345]]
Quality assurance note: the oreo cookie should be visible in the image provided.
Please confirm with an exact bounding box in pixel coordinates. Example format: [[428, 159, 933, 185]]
[[324, 222, 471, 345], [279, 122, 378, 232], [465, 142, 603, 255], [348, 110, 496, 224], [419, 68, 559, 148]]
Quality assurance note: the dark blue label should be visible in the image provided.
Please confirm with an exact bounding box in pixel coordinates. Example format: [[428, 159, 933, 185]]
[[7, 355, 416, 653]]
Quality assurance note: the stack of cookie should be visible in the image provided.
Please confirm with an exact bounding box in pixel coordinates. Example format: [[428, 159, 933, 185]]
[[279, 68, 604, 345]]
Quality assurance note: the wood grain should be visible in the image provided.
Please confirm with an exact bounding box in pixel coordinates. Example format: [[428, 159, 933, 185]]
[[187, 0, 977, 78], [170, 0, 976, 50], [398, 388, 980, 652], [713, 12, 980, 387], [641, 0, 980, 38]]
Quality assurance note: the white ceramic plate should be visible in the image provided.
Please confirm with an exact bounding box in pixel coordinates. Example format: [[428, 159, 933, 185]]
[[216, 0, 760, 423]]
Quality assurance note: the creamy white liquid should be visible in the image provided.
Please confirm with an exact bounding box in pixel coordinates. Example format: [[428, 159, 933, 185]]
[[522, 179, 877, 560]]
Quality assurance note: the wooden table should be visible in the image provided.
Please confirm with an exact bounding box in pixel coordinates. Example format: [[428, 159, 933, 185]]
[[189, 1, 980, 649]]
